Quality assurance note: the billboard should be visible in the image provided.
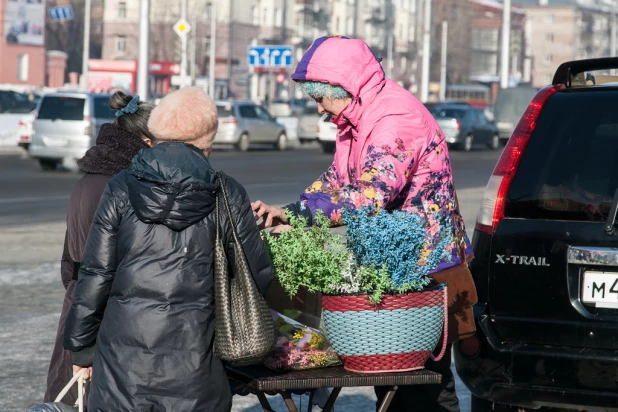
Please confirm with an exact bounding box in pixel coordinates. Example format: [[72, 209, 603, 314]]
[[4, 0, 45, 46]]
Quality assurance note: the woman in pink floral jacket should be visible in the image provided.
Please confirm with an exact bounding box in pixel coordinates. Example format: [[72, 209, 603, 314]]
[[253, 36, 471, 411]]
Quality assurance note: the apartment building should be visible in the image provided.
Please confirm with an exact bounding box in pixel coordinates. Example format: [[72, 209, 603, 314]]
[[515, 0, 617, 87]]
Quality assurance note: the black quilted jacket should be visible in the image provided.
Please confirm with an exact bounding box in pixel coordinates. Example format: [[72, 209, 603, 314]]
[[64, 142, 274, 412]]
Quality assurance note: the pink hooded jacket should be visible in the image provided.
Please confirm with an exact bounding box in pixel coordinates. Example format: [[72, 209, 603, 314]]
[[287, 37, 472, 271]]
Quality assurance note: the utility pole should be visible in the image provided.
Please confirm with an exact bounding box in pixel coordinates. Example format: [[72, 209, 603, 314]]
[[281, 0, 287, 42], [611, 2, 617, 75], [439, 20, 448, 101], [500, 0, 511, 89], [385, 0, 394, 78], [209, 2, 217, 99], [352, 0, 359, 37], [137, 0, 150, 101], [420, 0, 431, 102], [81, 0, 92, 90], [191, 11, 198, 85], [181, 0, 188, 88], [227, 0, 234, 95]]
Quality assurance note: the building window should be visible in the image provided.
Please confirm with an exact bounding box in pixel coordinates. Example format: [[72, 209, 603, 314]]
[[400, 56, 407, 70], [545, 54, 553, 63], [546, 33, 554, 42], [545, 14, 554, 24], [275, 8, 282, 27], [252, 6, 258, 25], [471, 52, 498, 76], [17, 54, 28, 81], [95, 19, 103, 34], [115, 35, 126, 53], [263, 8, 268, 25], [335, 16, 340, 32], [347, 17, 353, 34], [471, 28, 499, 52], [117, 1, 127, 19], [409, 24, 415, 42]]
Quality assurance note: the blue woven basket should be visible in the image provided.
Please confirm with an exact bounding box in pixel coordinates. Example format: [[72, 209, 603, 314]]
[[321, 287, 448, 373]]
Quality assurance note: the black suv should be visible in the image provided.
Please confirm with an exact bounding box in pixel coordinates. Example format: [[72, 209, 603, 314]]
[[455, 58, 618, 411]]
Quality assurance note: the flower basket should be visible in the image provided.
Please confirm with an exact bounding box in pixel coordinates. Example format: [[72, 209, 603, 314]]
[[321, 286, 448, 373]]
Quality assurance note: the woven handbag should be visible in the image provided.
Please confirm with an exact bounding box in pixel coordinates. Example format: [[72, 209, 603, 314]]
[[213, 173, 275, 366]]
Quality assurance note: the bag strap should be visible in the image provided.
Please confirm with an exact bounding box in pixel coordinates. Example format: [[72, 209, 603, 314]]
[[54, 368, 85, 411], [216, 172, 244, 248]]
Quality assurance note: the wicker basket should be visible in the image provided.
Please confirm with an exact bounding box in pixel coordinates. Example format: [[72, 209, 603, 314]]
[[321, 287, 448, 373]]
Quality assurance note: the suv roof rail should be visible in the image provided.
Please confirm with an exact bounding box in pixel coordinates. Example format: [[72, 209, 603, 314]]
[[553, 57, 618, 87]]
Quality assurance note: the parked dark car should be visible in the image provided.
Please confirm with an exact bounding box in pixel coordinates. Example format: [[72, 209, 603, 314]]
[[429, 105, 500, 151], [455, 57, 618, 411], [0, 90, 37, 113]]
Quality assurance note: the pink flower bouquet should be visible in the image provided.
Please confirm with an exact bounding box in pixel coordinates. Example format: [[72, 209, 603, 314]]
[[264, 310, 341, 371]]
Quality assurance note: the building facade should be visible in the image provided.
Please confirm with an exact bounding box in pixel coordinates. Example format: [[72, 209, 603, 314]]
[[515, 0, 617, 88], [0, 0, 46, 86]]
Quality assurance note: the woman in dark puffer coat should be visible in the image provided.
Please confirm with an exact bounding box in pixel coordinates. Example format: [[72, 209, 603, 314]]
[[44, 91, 155, 404], [64, 87, 274, 412]]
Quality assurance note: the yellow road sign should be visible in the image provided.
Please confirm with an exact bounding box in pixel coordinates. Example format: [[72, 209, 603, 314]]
[[173, 18, 191, 37]]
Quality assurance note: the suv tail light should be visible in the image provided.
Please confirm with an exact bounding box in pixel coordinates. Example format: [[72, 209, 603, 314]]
[[455, 119, 461, 130], [476, 85, 563, 233], [222, 118, 237, 125], [84, 116, 93, 136]]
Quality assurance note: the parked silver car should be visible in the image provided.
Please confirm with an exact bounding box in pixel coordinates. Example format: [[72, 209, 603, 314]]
[[296, 101, 320, 144], [29, 92, 116, 170], [214, 101, 287, 151]]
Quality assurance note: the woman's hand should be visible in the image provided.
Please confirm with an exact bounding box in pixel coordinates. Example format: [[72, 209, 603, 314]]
[[73, 365, 93, 381], [270, 225, 294, 234], [251, 200, 288, 229]]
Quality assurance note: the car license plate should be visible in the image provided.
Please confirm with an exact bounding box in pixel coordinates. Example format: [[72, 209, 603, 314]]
[[43, 136, 68, 147], [582, 271, 618, 308]]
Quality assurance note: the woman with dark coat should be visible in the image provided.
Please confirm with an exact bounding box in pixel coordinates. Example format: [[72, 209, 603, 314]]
[[63, 87, 274, 412], [44, 92, 155, 403]]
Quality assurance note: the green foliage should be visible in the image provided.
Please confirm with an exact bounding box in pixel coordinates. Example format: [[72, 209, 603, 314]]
[[264, 210, 348, 297]]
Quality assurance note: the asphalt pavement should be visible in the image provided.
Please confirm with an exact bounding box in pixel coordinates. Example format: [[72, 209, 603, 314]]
[[0, 144, 502, 411]]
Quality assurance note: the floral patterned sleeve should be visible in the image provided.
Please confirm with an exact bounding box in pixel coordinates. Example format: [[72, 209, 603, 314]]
[[287, 127, 423, 227]]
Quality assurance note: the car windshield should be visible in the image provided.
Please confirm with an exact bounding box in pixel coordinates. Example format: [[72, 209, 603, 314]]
[[432, 108, 467, 119]]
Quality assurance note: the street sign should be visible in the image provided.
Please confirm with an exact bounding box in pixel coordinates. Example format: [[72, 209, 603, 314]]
[[173, 18, 191, 38], [49, 5, 74, 22], [248, 46, 293, 68]]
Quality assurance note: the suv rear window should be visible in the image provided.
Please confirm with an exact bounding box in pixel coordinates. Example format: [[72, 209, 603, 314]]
[[506, 89, 618, 222], [93, 96, 115, 119], [431, 108, 467, 119], [217, 104, 234, 118], [38, 96, 85, 121]]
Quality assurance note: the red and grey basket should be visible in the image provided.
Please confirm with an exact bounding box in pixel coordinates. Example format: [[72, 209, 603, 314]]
[[321, 286, 448, 373]]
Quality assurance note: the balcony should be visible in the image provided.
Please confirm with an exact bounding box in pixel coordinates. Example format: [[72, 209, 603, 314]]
[[364, 7, 386, 24]]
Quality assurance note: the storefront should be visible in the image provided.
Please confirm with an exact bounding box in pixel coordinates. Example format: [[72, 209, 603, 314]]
[[88, 59, 180, 96]]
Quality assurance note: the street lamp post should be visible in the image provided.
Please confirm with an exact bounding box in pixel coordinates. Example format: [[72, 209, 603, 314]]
[[209, 2, 217, 99], [81, 0, 92, 90], [137, 0, 150, 101], [500, 0, 512, 89]]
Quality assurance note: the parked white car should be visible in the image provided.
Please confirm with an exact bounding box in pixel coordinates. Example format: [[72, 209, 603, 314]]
[[17, 111, 35, 152], [317, 113, 337, 153]]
